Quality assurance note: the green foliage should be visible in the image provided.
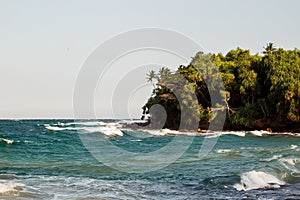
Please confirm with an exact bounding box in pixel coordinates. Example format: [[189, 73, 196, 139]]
[[231, 104, 259, 127], [262, 48, 300, 122], [143, 45, 300, 130]]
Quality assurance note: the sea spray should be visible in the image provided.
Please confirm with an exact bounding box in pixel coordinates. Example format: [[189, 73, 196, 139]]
[[234, 170, 285, 191]]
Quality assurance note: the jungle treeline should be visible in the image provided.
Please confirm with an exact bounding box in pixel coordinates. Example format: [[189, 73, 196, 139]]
[[142, 43, 300, 132]]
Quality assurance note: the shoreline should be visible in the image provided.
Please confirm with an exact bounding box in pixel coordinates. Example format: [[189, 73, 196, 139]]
[[122, 122, 300, 137]]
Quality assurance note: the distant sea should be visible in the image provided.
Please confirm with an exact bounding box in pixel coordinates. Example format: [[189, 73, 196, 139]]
[[0, 120, 299, 199]]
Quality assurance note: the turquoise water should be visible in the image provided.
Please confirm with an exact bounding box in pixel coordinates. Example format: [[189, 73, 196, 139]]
[[0, 120, 300, 199]]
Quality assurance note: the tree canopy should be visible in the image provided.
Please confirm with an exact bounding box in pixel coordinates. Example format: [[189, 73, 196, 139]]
[[142, 45, 300, 132]]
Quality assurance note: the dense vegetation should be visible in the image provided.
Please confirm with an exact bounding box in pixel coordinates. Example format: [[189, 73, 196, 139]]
[[142, 44, 300, 132]]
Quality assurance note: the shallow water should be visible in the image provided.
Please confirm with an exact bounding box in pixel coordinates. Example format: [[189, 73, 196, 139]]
[[0, 120, 299, 199]]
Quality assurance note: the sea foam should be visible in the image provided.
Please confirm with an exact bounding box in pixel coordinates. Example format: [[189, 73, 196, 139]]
[[261, 155, 283, 162], [280, 158, 300, 167], [0, 182, 24, 195], [221, 131, 246, 137], [0, 138, 14, 145], [234, 170, 285, 191], [82, 126, 123, 137], [215, 149, 234, 154], [289, 144, 298, 150], [44, 122, 124, 137], [44, 124, 78, 131]]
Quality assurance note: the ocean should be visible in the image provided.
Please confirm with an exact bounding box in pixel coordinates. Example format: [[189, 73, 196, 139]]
[[0, 119, 299, 199]]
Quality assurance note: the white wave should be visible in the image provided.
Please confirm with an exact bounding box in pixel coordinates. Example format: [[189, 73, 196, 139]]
[[106, 122, 120, 128], [0, 182, 25, 194], [145, 130, 245, 137], [203, 132, 221, 138], [221, 131, 246, 137], [234, 170, 285, 191], [289, 144, 298, 150], [82, 126, 123, 137], [155, 129, 170, 136], [285, 132, 300, 137], [48, 121, 107, 127], [44, 123, 123, 137], [163, 129, 179, 135], [259, 132, 300, 137], [194, 131, 245, 138], [55, 122, 66, 126], [215, 149, 234, 154], [44, 125, 64, 131], [0, 138, 14, 145], [144, 129, 170, 136], [16, 175, 150, 199], [144, 130, 298, 138], [261, 155, 283, 162], [130, 139, 142, 142], [279, 158, 300, 178], [98, 121, 108, 126], [280, 158, 300, 166], [120, 119, 148, 124], [65, 121, 105, 126], [248, 130, 270, 137], [99, 128, 123, 137], [146, 129, 187, 136], [44, 124, 78, 131]]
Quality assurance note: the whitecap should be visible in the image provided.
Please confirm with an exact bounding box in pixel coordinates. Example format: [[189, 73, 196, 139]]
[[130, 139, 142, 142], [120, 119, 148, 124], [289, 144, 298, 150], [248, 130, 270, 137], [97, 121, 107, 126], [279, 158, 300, 179], [145, 129, 170, 136], [66, 121, 104, 126], [44, 124, 78, 131], [261, 155, 283, 162], [150, 129, 189, 136], [199, 131, 245, 138], [54, 122, 66, 126], [82, 126, 123, 137], [0, 182, 25, 194], [280, 158, 300, 166], [0, 138, 14, 145], [215, 149, 234, 154], [233, 170, 285, 191], [44, 123, 123, 137], [221, 131, 246, 137]]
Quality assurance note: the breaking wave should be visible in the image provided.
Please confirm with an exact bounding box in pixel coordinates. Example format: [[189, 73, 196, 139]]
[[0, 182, 25, 195], [0, 138, 14, 145], [233, 170, 285, 191], [44, 121, 123, 137]]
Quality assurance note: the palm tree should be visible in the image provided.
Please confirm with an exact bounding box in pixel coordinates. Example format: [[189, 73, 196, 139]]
[[146, 70, 156, 82], [146, 70, 158, 88], [263, 42, 276, 55], [158, 67, 172, 81]]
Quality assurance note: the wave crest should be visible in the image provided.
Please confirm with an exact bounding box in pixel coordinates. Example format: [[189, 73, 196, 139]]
[[0, 138, 13, 145], [233, 170, 285, 191], [0, 182, 24, 195]]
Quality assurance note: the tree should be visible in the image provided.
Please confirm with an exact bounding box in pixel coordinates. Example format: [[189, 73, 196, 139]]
[[146, 70, 157, 87], [143, 45, 300, 131], [263, 42, 276, 55]]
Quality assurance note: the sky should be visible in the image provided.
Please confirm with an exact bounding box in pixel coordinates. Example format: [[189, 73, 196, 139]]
[[0, 0, 300, 119]]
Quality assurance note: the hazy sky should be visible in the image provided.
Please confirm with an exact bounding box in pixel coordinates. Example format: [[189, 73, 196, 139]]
[[1, 0, 300, 119]]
